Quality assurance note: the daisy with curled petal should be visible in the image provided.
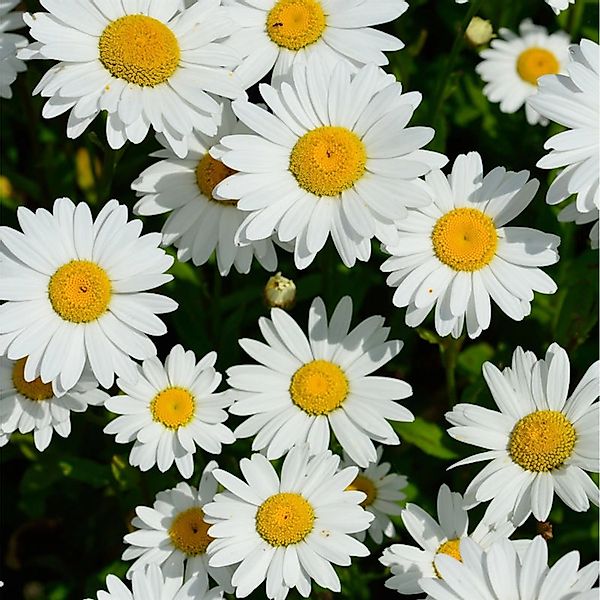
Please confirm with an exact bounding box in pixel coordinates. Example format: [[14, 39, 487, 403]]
[[380, 484, 516, 596], [123, 461, 233, 592], [381, 151, 560, 339], [203, 444, 373, 600], [476, 20, 570, 126], [0, 0, 27, 99], [104, 345, 234, 479], [19, 0, 244, 157], [212, 59, 446, 269], [0, 198, 177, 394], [0, 356, 108, 451], [228, 295, 414, 468], [222, 0, 407, 88], [446, 343, 599, 527], [133, 101, 281, 276]]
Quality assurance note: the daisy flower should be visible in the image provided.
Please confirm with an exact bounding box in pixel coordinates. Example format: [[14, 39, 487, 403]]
[[203, 444, 373, 599], [104, 345, 235, 479], [223, 0, 407, 88], [421, 536, 600, 600], [212, 60, 446, 269], [0, 198, 177, 393], [133, 102, 281, 275], [455, 0, 576, 15], [0, 0, 27, 99], [228, 295, 414, 467], [446, 343, 599, 527], [558, 204, 599, 249], [380, 484, 515, 596], [476, 20, 570, 126], [342, 446, 408, 544], [123, 462, 233, 592], [19, 0, 244, 156], [381, 151, 560, 339], [0, 356, 108, 451]]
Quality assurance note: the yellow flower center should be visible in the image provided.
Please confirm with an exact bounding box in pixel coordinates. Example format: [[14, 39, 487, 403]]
[[509, 410, 576, 472], [289, 360, 349, 416], [266, 0, 326, 50], [516, 47, 560, 86], [433, 538, 462, 578], [12, 358, 54, 401], [99, 14, 180, 87], [289, 126, 367, 197], [150, 387, 195, 429], [168, 507, 213, 556], [255, 492, 315, 547], [195, 153, 238, 206], [431, 207, 498, 272], [48, 260, 112, 323], [346, 475, 377, 507]]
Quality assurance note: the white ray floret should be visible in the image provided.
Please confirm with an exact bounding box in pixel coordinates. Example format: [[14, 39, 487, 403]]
[[455, 0, 576, 15], [0, 0, 27, 99]]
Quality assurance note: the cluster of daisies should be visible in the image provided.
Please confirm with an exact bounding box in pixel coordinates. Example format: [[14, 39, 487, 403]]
[[0, 0, 598, 599]]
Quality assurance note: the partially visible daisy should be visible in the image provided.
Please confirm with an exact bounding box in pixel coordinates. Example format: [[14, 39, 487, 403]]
[[223, 0, 407, 88], [104, 345, 234, 479], [123, 462, 233, 592], [203, 444, 373, 599], [558, 203, 599, 249], [0, 0, 27, 99], [476, 20, 570, 125], [0, 356, 107, 451], [0, 198, 177, 393], [455, 0, 576, 15], [342, 446, 408, 544], [133, 102, 281, 275], [380, 484, 515, 596], [213, 60, 446, 269], [19, 0, 244, 156], [381, 151, 560, 339], [228, 295, 414, 467], [447, 343, 599, 527]]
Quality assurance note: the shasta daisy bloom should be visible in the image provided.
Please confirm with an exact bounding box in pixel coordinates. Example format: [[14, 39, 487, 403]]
[[476, 20, 570, 126], [446, 343, 599, 527], [0, 198, 177, 393], [558, 203, 599, 249], [19, 0, 244, 157], [104, 345, 235, 479], [223, 0, 407, 88], [0, 356, 108, 451], [133, 102, 281, 275], [0, 0, 27, 99], [203, 444, 373, 599], [380, 484, 515, 596], [212, 60, 446, 269], [381, 151, 560, 339], [228, 295, 414, 468]]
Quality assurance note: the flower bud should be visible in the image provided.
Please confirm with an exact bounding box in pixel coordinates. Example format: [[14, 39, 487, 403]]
[[264, 272, 296, 310], [465, 17, 494, 47]]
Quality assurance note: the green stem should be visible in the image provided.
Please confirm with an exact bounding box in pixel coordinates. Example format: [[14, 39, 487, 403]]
[[441, 336, 464, 407], [568, 0, 586, 39], [97, 144, 128, 202]]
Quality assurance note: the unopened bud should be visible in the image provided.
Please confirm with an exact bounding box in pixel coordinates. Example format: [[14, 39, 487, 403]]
[[264, 272, 296, 310], [465, 17, 494, 47]]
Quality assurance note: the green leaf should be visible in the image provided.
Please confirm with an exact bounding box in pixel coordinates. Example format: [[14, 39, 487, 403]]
[[394, 417, 458, 459], [457, 342, 494, 378]]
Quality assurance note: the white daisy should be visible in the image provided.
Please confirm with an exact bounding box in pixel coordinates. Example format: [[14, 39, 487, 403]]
[[558, 203, 599, 249], [0, 0, 27, 99], [380, 484, 515, 596], [212, 60, 446, 269], [381, 151, 560, 339], [133, 101, 281, 275], [476, 20, 570, 126], [104, 345, 235, 479], [446, 343, 599, 527], [222, 0, 407, 88], [123, 462, 233, 592], [342, 446, 408, 544], [421, 536, 600, 600], [203, 444, 374, 600], [455, 0, 576, 15], [19, 0, 244, 157], [228, 295, 414, 468], [0, 356, 108, 451], [0, 198, 177, 393]]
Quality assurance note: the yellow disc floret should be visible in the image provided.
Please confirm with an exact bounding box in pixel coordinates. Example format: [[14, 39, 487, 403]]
[[509, 410, 576, 472], [346, 475, 377, 507], [150, 387, 195, 429], [195, 153, 238, 206], [516, 47, 559, 86], [289, 126, 367, 197], [12, 358, 54, 401], [290, 360, 349, 415], [168, 507, 213, 556], [48, 260, 112, 323], [433, 538, 462, 578], [266, 0, 326, 50], [431, 207, 498, 272], [255, 492, 315, 546], [99, 15, 180, 87]]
